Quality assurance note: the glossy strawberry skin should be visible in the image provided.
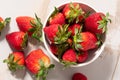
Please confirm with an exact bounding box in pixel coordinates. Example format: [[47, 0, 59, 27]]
[[62, 49, 77, 62], [44, 24, 61, 42], [72, 73, 87, 80], [85, 12, 105, 34], [77, 51, 88, 63], [49, 12, 65, 25], [80, 32, 98, 51], [50, 43, 58, 55], [0, 17, 3, 21], [25, 49, 50, 74], [12, 52, 25, 65], [68, 24, 82, 36], [6, 31, 27, 51], [16, 16, 34, 35]]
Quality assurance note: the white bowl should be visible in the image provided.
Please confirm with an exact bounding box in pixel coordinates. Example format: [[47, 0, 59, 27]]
[[43, 2, 105, 67]]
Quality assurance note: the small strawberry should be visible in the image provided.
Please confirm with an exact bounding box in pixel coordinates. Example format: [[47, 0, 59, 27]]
[[85, 12, 111, 34], [63, 3, 85, 23], [25, 49, 54, 80], [72, 72, 87, 80], [73, 28, 98, 51], [3, 51, 25, 72], [44, 24, 71, 44], [77, 51, 88, 63], [68, 24, 82, 36], [50, 43, 58, 55], [0, 17, 11, 35], [16, 14, 43, 41], [62, 49, 77, 67], [49, 7, 65, 25], [6, 31, 28, 51]]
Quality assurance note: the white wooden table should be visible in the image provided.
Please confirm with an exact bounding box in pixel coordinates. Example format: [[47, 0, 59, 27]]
[[0, 0, 120, 80]]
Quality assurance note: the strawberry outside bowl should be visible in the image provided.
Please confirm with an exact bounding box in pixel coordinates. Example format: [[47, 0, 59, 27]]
[[42, 2, 106, 67]]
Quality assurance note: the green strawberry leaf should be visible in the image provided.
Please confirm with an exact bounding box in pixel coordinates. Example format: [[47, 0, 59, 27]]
[[29, 14, 43, 42], [97, 12, 111, 33], [54, 24, 71, 44]]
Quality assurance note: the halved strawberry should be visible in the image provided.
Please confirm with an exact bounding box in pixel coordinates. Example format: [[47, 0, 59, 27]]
[[3, 51, 25, 72], [85, 12, 111, 34], [25, 49, 54, 80], [44, 24, 71, 44], [72, 72, 87, 80], [16, 14, 43, 41], [0, 17, 11, 35], [63, 3, 85, 23], [77, 51, 88, 63], [73, 28, 98, 51], [49, 7, 65, 25], [6, 31, 28, 51]]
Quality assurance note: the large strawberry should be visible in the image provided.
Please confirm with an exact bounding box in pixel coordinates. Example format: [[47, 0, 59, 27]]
[[85, 12, 111, 34], [63, 3, 85, 23], [44, 24, 71, 44], [62, 49, 77, 67], [49, 7, 65, 25], [72, 72, 87, 80], [0, 17, 11, 35], [6, 31, 28, 51], [25, 49, 54, 80], [68, 24, 82, 36], [3, 51, 25, 72], [16, 14, 43, 41], [73, 29, 98, 51]]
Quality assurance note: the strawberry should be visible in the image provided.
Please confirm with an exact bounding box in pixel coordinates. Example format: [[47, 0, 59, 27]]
[[62, 49, 77, 67], [50, 43, 58, 55], [73, 29, 98, 51], [68, 24, 82, 36], [77, 51, 88, 63], [49, 7, 65, 25], [25, 49, 54, 80], [0, 17, 11, 35], [44, 24, 71, 44], [3, 51, 25, 72], [16, 14, 43, 41], [72, 72, 87, 80], [85, 12, 111, 34], [63, 3, 85, 23], [6, 31, 28, 51]]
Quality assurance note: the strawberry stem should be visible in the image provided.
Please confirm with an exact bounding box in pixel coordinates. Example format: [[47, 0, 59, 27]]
[[35, 60, 55, 80], [3, 54, 24, 72], [29, 14, 43, 41]]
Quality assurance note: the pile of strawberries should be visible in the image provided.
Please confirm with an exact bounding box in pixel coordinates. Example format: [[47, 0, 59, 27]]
[[2, 15, 54, 80], [44, 2, 111, 67]]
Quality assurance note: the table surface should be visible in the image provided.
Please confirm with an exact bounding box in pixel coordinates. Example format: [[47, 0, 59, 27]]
[[0, 0, 120, 80]]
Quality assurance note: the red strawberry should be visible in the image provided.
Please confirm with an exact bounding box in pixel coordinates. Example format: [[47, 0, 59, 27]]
[[50, 43, 58, 55], [63, 3, 85, 23], [68, 24, 82, 36], [0, 17, 11, 35], [16, 14, 43, 41], [72, 72, 87, 80], [85, 12, 111, 34], [6, 31, 28, 51], [49, 7, 65, 25], [62, 49, 77, 66], [25, 49, 54, 80], [77, 51, 88, 63], [3, 51, 25, 72], [44, 24, 71, 44], [73, 30, 98, 51]]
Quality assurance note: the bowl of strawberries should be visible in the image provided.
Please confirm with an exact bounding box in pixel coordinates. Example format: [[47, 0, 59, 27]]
[[43, 2, 111, 67]]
